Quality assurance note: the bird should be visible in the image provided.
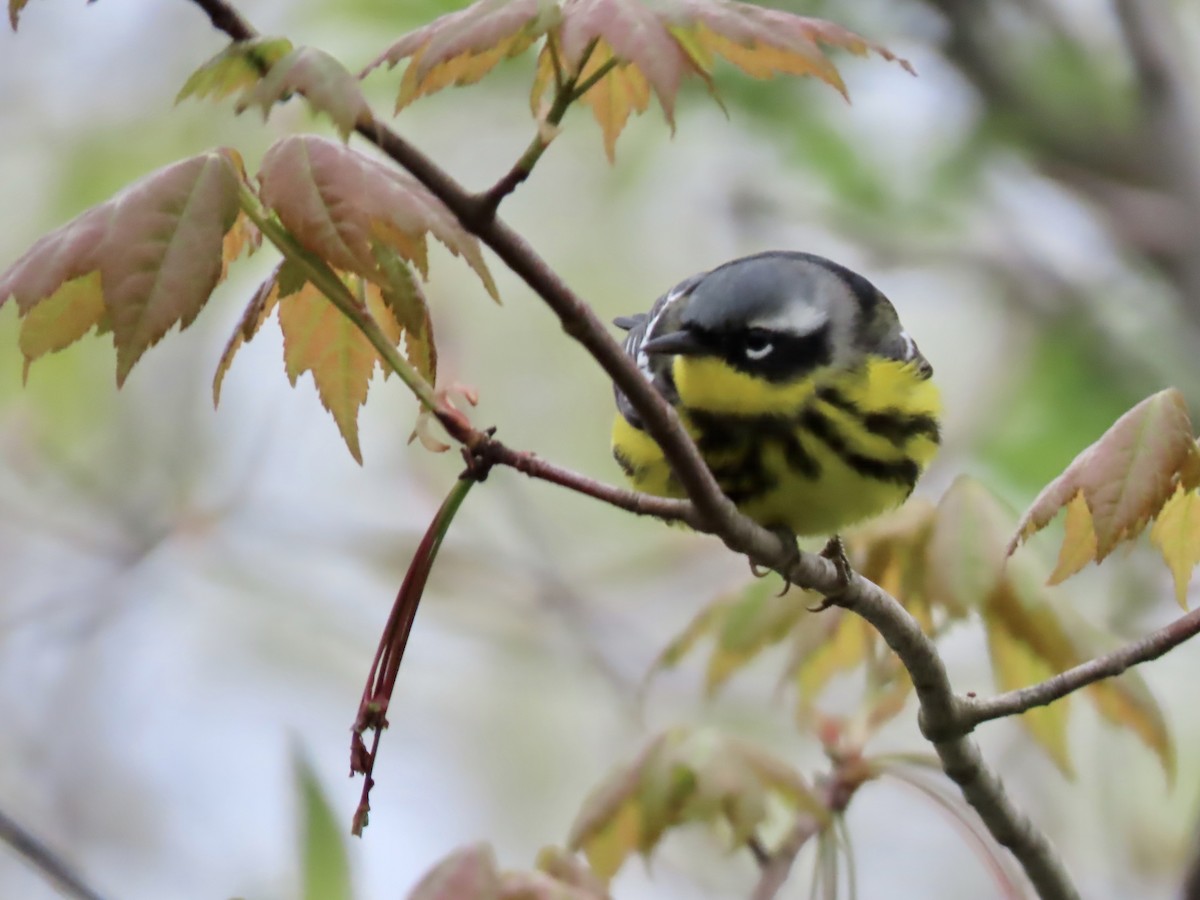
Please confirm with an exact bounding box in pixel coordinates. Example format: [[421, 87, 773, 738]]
[[611, 251, 940, 545]]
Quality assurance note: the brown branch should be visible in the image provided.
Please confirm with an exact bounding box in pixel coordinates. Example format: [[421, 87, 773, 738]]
[[962, 605, 1200, 728], [188, 0, 254, 40], [180, 3, 1082, 897], [0, 807, 108, 900]]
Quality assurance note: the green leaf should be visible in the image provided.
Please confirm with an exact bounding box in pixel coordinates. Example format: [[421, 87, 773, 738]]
[[295, 752, 353, 900], [18, 271, 105, 381], [176, 37, 295, 104]]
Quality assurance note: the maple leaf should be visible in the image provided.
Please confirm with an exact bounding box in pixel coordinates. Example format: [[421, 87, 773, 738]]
[[984, 578, 1077, 776], [241, 46, 370, 140], [543, 0, 913, 157], [0, 149, 247, 385], [277, 275, 407, 464], [1149, 485, 1200, 608], [568, 729, 817, 882], [177, 37, 295, 104], [258, 135, 497, 299], [1008, 388, 1199, 564], [363, 0, 562, 111], [211, 262, 300, 406]]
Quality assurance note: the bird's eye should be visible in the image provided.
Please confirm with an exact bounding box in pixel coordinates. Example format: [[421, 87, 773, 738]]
[[743, 331, 774, 361]]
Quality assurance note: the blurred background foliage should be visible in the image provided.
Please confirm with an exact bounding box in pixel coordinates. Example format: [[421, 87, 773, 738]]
[[2, 0, 1200, 897]]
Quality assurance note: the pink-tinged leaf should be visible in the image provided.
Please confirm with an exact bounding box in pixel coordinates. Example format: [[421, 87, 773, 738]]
[[1009, 388, 1197, 560], [497, 869, 604, 900], [103, 151, 244, 384], [258, 135, 497, 299], [363, 0, 561, 111], [278, 280, 380, 463], [241, 46, 369, 140], [559, 0, 689, 125], [0, 149, 246, 386], [407, 843, 502, 900], [371, 245, 438, 383], [1150, 485, 1200, 608], [18, 272, 105, 381], [176, 37, 295, 104], [533, 847, 610, 898]]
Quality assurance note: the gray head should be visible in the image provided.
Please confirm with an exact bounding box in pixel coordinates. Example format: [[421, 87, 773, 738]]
[[635, 251, 929, 383]]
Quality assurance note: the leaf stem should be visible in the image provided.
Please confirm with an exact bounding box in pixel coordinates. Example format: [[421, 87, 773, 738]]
[[235, 183, 440, 414], [351, 475, 477, 834], [476, 40, 614, 216]]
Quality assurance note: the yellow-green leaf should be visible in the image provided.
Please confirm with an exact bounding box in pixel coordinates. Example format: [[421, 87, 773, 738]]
[[18, 271, 105, 381], [1047, 490, 1098, 585], [212, 265, 287, 406], [984, 580, 1078, 776], [278, 280, 380, 463], [1150, 485, 1200, 608], [176, 37, 295, 104]]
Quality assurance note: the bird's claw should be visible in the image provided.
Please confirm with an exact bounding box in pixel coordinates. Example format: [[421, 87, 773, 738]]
[[807, 535, 853, 612], [747, 527, 801, 597]]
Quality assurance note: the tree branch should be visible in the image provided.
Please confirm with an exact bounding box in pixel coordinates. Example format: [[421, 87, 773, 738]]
[[181, 3, 1083, 897], [962, 605, 1200, 728], [0, 806, 108, 900]]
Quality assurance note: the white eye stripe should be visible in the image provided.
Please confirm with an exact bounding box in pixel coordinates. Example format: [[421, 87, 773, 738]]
[[899, 330, 916, 359]]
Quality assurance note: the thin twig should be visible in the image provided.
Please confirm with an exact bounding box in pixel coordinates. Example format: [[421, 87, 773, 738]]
[[962, 606, 1200, 728], [0, 807, 108, 900]]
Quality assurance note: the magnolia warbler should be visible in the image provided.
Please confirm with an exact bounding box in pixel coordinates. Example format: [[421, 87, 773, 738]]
[[611, 251, 940, 538]]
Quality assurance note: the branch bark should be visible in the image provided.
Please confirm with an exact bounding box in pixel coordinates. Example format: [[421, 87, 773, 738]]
[[0, 806, 108, 900]]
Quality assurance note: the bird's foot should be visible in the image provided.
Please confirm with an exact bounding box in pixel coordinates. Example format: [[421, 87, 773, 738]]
[[808, 534, 854, 612], [748, 526, 801, 597]]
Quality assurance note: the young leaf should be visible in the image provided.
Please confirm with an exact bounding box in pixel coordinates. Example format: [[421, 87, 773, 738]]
[[241, 46, 370, 140], [295, 752, 354, 900], [926, 476, 1013, 613], [212, 263, 295, 406], [1046, 491, 1098, 585], [408, 843, 502, 900], [17, 272, 105, 382], [984, 579, 1076, 776], [0, 149, 247, 385], [363, 0, 562, 111], [176, 37, 295, 104], [568, 729, 818, 881], [278, 278, 384, 464], [258, 135, 497, 299], [573, 45, 651, 162], [1008, 388, 1198, 561], [1149, 485, 1200, 608]]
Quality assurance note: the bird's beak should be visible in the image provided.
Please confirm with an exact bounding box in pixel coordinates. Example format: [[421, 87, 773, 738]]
[[641, 329, 706, 356]]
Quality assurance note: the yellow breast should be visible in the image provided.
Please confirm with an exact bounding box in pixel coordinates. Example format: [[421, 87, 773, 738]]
[[611, 355, 940, 536]]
